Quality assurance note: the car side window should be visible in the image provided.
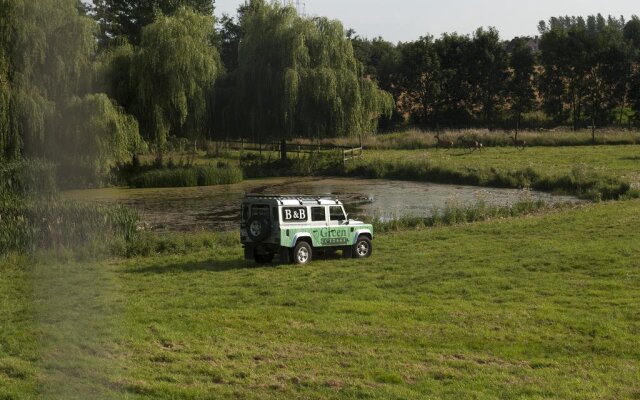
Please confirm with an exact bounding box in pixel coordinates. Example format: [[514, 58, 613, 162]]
[[311, 206, 326, 222], [329, 206, 345, 222]]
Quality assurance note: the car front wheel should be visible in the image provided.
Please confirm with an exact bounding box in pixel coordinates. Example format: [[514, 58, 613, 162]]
[[353, 236, 372, 258], [293, 241, 312, 265]]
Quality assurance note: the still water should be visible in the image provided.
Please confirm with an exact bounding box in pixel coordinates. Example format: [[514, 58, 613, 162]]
[[64, 177, 580, 232]]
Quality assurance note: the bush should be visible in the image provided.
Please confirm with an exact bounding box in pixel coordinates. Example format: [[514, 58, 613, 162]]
[[370, 198, 565, 233], [129, 165, 243, 188], [242, 151, 343, 178], [345, 159, 636, 201], [0, 200, 139, 254], [0, 159, 57, 199]]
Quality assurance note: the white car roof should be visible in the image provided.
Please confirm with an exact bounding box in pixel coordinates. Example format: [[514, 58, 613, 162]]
[[244, 195, 343, 206]]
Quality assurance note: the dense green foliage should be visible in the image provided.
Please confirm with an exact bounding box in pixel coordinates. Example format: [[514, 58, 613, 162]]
[[0, 0, 146, 187], [0, 0, 95, 158], [129, 164, 243, 188], [351, 14, 640, 130], [2, 200, 639, 398], [131, 7, 221, 156], [538, 16, 635, 132], [0, 200, 139, 254], [0, 159, 139, 254], [56, 93, 144, 187], [214, 1, 393, 144], [508, 38, 537, 134], [0, 159, 57, 200], [93, 0, 215, 47]]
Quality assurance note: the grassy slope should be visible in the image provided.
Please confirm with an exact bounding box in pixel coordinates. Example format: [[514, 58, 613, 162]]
[[2, 200, 640, 399], [141, 145, 640, 190], [364, 146, 640, 186]]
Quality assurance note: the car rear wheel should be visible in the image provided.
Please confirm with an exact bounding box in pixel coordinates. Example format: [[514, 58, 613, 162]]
[[293, 241, 312, 265]]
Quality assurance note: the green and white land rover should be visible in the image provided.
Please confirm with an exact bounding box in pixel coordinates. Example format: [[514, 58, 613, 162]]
[[240, 195, 373, 265]]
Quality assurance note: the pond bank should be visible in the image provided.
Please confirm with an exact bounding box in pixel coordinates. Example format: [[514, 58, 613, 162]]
[[64, 177, 581, 232]]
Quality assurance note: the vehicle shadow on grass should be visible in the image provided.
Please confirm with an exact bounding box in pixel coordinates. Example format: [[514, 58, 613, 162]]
[[122, 251, 349, 274], [122, 259, 255, 274]]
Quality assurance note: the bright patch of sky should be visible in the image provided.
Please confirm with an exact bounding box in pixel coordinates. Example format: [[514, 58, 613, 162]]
[[215, 0, 639, 42]]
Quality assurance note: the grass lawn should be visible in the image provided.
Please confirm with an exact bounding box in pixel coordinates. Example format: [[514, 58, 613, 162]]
[[365, 145, 640, 187], [2, 200, 640, 399]]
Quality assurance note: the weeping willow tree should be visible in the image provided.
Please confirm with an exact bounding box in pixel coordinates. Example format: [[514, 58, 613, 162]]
[[52, 93, 144, 187], [95, 41, 136, 113], [132, 7, 221, 160], [0, 0, 96, 160], [216, 0, 392, 156], [0, 0, 16, 159]]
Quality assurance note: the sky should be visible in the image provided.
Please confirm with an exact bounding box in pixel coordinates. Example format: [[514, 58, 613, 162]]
[[214, 0, 639, 42]]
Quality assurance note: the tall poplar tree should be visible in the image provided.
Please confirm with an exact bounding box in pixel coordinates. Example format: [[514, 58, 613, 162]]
[[508, 38, 537, 135], [468, 28, 509, 130], [396, 36, 441, 126]]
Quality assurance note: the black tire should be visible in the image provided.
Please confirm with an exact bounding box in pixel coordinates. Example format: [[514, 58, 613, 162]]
[[254, 253, 274, 264], [293, 241, 312, 265], [246, 216, 271, 242], [352, 236, 372, 258]]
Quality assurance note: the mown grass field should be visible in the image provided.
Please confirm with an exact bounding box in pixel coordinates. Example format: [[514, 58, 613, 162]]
[[2, 200, 640, 399]]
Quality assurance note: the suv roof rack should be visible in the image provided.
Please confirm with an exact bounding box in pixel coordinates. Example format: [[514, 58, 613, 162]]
[[244, 194, 340, 205]]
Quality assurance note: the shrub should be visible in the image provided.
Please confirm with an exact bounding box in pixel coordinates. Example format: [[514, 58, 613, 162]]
[[0, 200, 139, 254], [370, 198, 562, 233], [0, 159, 57, 199], [129, 165, 243, 188], [345, 159, 635, 200]]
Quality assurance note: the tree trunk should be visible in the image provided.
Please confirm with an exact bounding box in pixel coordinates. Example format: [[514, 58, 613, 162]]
[[591, 90, 596, 144], [280, 139, 287, 161]]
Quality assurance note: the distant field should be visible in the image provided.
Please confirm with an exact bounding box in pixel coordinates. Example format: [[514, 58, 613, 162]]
[[129, 144, 640, 199], [364, 145, 640, 187], [2, 200, 639, 399], [301, 128, 640, 150]]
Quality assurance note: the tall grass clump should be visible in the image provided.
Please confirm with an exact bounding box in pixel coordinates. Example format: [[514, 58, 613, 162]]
[[370, 198, 567, 233], [345, 159, 635, 201], [0, 200, 139, 255], [130, 164, 243, 188], [242, 151, 343, 178], [1, 159, 140, 256], [293, 129, 640, 150], [122, 231, 238, 258]]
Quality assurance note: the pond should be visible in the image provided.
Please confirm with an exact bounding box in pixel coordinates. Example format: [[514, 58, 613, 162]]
[[64, 177, 581, 232]]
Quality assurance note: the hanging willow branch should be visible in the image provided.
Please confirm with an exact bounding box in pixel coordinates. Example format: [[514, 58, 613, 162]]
[[132, 7, 221, 154], [218, 0, 392, 142]]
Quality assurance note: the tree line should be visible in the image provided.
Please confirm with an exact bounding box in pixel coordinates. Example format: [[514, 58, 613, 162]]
[[1, 1, 639, 186], [351, 14, 640, 133]]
